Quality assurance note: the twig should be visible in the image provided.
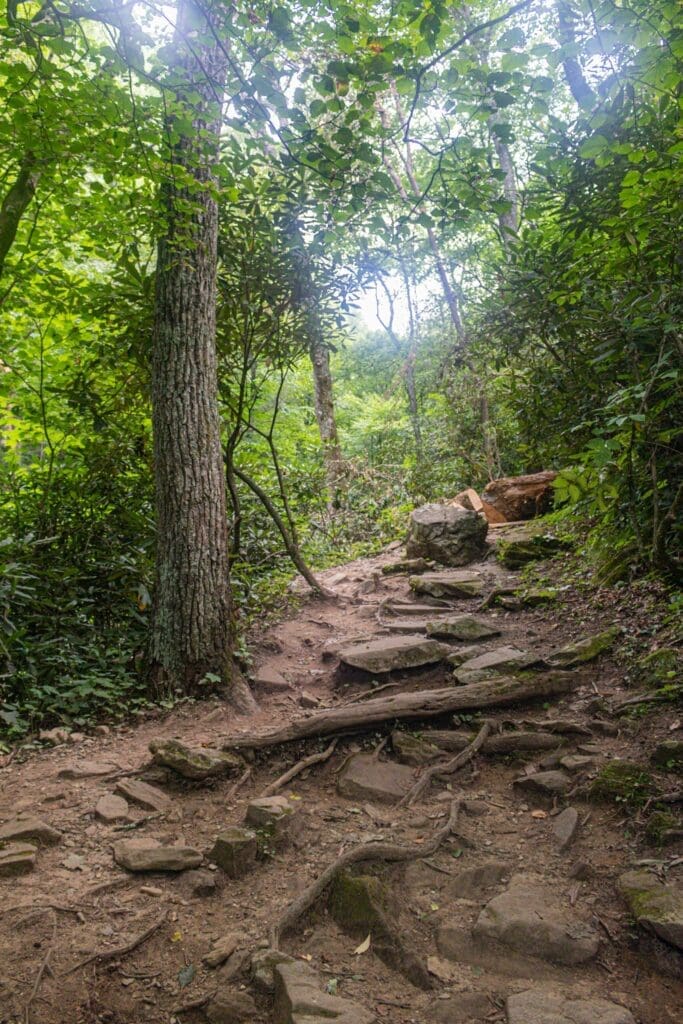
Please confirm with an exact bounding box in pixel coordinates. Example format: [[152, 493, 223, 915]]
[[270, 799, 462, 948], [400, 722, 492, 807], [614, 691, 681, 713], [260, 740, 337, 798], [227, 766, 252, 800], [339, 682, 401, 706], [24, 909, 56, 1023], [173, 993, 215, 1014], [86, 877, 130, 898], [63, 912, 167, 975]]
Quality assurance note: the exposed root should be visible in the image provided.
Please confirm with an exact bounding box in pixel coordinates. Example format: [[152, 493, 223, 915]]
[[260, 739, 337, 798], [227, 766, 252, 800], [24, 909, 56, 1024], [270, 798, 462, 948], [63, 912, 167, 976], [400, 722, 492, 807]]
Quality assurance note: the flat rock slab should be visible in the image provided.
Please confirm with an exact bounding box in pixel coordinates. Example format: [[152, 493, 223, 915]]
[[506, 989, 635, 1024], [251, 667, 292, 693], [337, 635, 450, 674], [273, 960, 376, 1024], [458, 646, 539, 674], [445, 860, 509, 899], [149, 739, 243, 780], [474, 875, 599, 965], [57, 761, 119, 779], [113, 839, 202, 873], [95, 794, 130, 823], [547, 627, 619, 668], [410, 571, 483, 599], [552, 807, 579, 851], [0, 816, 62, 846], [513, 771, 571, 803], [337, 753, 414, 804], [618, 870, 683, 951], [115, 778, 171, 813], [426, 615, 502, 641], [0, 841, 37, 876]]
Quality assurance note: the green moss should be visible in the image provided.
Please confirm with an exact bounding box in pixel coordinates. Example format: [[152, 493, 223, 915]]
[[516, 587, 558, 607], [633, 648, 681, 690], [589, 761, 654, 808], [645, 811, 681, 846], [497, 533, 572, 569], [548, 626, 619, 668], [328, 871, 390, 933]]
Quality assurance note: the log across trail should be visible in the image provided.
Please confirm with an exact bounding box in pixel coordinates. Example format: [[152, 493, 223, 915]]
[[221, 672, 577, 751]]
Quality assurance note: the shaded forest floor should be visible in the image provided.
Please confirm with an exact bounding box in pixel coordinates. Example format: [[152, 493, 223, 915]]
[[0, 526, 681, 1024]]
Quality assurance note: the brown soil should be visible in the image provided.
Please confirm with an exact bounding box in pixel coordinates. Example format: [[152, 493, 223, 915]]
[[0, 535, 681, 1024]]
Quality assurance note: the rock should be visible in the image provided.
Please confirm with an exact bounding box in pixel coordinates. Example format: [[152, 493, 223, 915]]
[[445, 861, 509, 899], [391, 731, 441, 766], [299, 691, 319, 708], [382, 557, 433, 575], [618, 870, 683, 952], [95, 794, 130, 823], [203, 933, 241, 968], [0, 816, 62, 846], [456, 646, 540, 675], [246, 795, 302, 843], [430, 990, 496, 1022], [57, 760, 118, 779], [651, 740, 683, 774], [483, 471, 557, 521], [205, 988, 258, 1024], [473, 875, 599, 964], [183, 867, 217, 896], [589, 761, 653, 807], [0, 842, 37, 876], [273, 960, 376, 1024], [410, 570, 483, 599], [94, 724, 110, 736], [513, 771, 571, 803], [337, 753, 414, 804], [559, 755, 595, 773], [497, 531, 571, 568], [68, 731, 85, 743], [251, 948, 296, 993], [210, 827, 258, 878], [40, 727, 70, 746], [216, 948, 251, 984], [113, 839, 202, 873], [552, 807, 579, 851], [506, 989, 636, 1024], [149, 739, 243, 780], [115, 778, 171, 813], [547, 627, 619, 668], [445, 645, 492, 667], [328, 870, 431, 988], [337, 635, 450, 674], [406, 502, 489, 566], [250, 666, 292, 694], [426, 615, 502, 641]]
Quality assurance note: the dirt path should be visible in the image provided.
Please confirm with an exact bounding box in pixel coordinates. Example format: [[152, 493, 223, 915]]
[[0, 531, 681, 1024]]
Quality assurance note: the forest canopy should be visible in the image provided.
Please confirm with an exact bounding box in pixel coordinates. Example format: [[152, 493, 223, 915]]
[[0, 0, 681, 736]]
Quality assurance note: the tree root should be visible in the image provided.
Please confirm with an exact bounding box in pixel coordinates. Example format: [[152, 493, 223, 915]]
[[220, 673, 577, 751], [24, 909, 56, 1024], [227, 766, 252, 801], [261, 739, 337, 797], [63, 912, 167, 975], [400, 723, 492, 807], [270, 798, 462, 948]]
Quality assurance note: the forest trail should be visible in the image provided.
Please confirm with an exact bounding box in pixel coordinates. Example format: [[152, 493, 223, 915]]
[[0, 525, 681, 1024]]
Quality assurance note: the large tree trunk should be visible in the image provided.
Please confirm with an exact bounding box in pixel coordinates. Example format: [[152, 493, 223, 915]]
[[148, 0, 251, 709], [0, 152, 39, 281], [557, 1, 595, 108], [309, 337, 345, 500]]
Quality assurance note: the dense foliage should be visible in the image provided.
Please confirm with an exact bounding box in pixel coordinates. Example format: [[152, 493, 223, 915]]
[[0, 0, 680, 735]]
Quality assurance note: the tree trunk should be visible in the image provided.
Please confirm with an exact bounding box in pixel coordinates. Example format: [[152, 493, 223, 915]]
[[557, 1, 595, 108], [309, 337, 345, 500], [148, 0, 251, 709], [0, 152, 39, 280]]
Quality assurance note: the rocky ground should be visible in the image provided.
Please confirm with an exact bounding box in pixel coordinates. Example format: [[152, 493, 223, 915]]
[[0, 520, 681, 1024]]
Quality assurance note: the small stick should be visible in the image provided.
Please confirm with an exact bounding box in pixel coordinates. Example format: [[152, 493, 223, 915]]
[[260, 740, 337, 798], [339, 682, 401, 706], [63, 912, 167, 975], [227, 766, 252, 801], [400, 722, 492, 807], [86, 877, 130, 898], [173, 993, 215, 1014], [614, 691, 681, 713], [24, 909, 56, 1023], [270, 799, 461, 948]]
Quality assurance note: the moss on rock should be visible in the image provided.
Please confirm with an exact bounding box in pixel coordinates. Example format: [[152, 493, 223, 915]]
[[548, 626, 619, 668], [633, 648, 681, 690], [589, 760, 653, 808], [645, 811, 681, 846]]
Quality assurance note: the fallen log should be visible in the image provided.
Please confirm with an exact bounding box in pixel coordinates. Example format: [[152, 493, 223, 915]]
[[420, 729, 564, 754], [220, 673, 577, 752]]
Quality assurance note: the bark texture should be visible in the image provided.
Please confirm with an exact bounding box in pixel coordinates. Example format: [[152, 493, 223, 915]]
[[149, 0, 247, 704], [0, 152, 39, 279], [557, 1, 595, 108], [309, 337, 345, 498]]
